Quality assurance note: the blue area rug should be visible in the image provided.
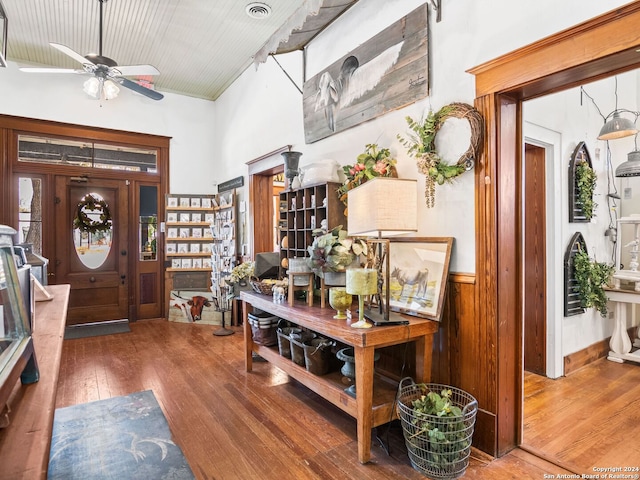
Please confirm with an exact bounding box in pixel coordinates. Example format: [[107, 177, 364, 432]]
[[48, 390, 194, 480]]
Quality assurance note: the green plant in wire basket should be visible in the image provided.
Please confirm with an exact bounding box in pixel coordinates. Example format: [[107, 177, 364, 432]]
[[409, 388, 470, 468]]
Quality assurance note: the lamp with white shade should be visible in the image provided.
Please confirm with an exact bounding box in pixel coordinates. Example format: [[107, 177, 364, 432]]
[[347, 177, 418, 323]]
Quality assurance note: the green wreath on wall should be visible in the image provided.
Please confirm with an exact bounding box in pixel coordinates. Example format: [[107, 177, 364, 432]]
[[398, 102, 484, 208], [73, 194, 112, 234]]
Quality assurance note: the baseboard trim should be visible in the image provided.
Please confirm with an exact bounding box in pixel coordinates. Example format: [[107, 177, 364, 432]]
[[564, 327, 636, 375]]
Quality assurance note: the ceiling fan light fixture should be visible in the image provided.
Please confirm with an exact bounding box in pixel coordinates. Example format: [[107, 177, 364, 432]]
[[103, 79, 120, 100], [83, 77, 101, 98], [82, 76, 119, 100]]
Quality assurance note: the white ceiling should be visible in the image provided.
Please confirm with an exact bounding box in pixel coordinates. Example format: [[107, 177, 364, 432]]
[[0, 0, 356, 101]]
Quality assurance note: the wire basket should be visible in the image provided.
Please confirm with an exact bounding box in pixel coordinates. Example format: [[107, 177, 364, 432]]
[[249, 277, 287, 296], [396, 378, 478, 480]]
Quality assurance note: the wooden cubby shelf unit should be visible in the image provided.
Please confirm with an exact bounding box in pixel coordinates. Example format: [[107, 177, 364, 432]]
[[278, 182, 346, 274]]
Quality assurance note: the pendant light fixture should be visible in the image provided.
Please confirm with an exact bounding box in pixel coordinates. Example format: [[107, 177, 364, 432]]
[[615, 150, 640, 177], [598, 76, 638, 140], [598, 111, 638, 140]]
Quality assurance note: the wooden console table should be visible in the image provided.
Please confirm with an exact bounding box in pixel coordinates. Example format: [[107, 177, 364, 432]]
[[0, 284, 70, 480], [240, 290, 439, 464]]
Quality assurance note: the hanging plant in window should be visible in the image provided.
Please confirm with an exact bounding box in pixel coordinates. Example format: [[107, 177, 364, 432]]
[[568, 141, 596, 222], [575, 162, 597, 221], [573, 245, 613, 317], [73, 193, 112, 234], [397, 102, 483, 207]]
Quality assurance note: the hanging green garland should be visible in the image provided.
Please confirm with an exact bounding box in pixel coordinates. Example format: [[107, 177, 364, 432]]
[[398, 102, 484, 208], [73, 194, 112, 234]]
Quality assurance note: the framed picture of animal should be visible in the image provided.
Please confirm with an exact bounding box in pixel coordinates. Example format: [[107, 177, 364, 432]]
[[387, 237, 453, 321]]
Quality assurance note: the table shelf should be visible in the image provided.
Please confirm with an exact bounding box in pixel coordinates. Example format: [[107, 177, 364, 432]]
[[253, 344, 398, 426]]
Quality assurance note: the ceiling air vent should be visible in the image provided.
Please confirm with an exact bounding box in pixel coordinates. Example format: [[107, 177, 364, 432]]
[[245, 3, 272, 19]]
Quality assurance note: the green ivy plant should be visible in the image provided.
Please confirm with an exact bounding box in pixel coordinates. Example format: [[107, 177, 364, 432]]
[[575, 162, 597, 221], [573, 247, 613, 316], [408, 387, 470, 468]]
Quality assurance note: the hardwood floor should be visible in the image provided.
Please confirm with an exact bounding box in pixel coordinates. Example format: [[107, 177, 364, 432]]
[[523, 358, 640, 474], [56, 319, 573, 479]]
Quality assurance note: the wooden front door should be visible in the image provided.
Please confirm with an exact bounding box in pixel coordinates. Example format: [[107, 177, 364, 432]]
[[54, 176, 129, 325]]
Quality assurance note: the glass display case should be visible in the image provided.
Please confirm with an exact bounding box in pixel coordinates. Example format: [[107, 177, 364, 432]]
[[0, 225, 39, 426]]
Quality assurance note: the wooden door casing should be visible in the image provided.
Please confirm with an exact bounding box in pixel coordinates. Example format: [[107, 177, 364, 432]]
[[55, 176, 129, 325], [468, 2, 640, 456]]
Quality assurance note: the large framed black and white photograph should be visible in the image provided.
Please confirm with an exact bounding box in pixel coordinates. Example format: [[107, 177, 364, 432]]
[[388, 237, 453, 321], [0, 1, 7, 68], [302, 4, 428, 143]]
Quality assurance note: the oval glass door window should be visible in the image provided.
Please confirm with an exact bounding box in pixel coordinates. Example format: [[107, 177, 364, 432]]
[[73, 192, 112, 269]]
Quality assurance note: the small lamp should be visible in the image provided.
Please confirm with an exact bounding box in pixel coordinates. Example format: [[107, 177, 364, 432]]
[[346, 268, 378, 328], [347, 177, 418, 321], [598, 112, 638, 140]]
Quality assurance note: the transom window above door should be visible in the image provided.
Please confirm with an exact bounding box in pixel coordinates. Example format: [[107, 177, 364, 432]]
[[17, 134, 157, 172]]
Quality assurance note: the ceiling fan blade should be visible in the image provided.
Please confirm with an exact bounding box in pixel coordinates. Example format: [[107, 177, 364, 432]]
[[50, 42, 95, 66], [19, 67, 86, 74], [114, 65, 160, 77], [118, 77, 164, 101]]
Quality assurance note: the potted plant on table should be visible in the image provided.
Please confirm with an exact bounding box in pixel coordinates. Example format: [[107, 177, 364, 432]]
[[224, 261, 254, 296], [306, 226, 368, 285]]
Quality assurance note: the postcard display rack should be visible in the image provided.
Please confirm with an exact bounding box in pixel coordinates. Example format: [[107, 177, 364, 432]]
[[278, 182, 346, 276], [164, 192, 236, 325]]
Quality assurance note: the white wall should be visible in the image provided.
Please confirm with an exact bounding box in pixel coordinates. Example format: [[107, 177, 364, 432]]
[[0, 61, 218, 194], [214, 0, 632, 273]]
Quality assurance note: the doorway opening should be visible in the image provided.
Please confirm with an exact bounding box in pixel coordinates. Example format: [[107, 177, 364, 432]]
[[247, 146, 288, 259]]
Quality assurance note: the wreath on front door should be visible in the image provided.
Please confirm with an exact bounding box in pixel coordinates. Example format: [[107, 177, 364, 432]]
[[73, 194, 112, 234], [397, 102, 484, 207]]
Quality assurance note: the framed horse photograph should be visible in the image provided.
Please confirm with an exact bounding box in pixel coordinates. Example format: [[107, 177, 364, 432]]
[[387, 237, 453, 321]]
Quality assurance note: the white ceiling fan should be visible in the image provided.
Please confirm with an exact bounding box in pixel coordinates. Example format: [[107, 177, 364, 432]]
[[20, 0, 163, 101]]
